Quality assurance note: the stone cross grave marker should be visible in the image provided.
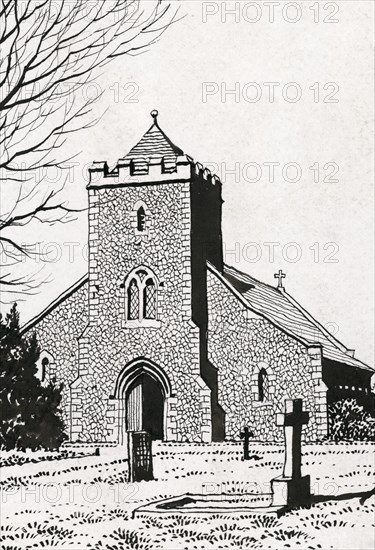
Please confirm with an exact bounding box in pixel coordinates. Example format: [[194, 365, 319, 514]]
[[271, 398, 311, 507], [127, 431, 154, 482], [277, 399, 309, 478], [240, 426, 254, 460]]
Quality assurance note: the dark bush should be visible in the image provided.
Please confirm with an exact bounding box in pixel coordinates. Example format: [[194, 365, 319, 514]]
[[0, 304, 67, 450], [328, 398, 375, 442]]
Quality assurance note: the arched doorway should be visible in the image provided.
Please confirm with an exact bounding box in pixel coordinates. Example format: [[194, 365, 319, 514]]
[[125, 371, 165, 440], [114, 359, 171, 443]]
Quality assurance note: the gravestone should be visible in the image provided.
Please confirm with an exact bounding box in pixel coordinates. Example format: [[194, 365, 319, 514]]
[[127, 431, 154, 482], [240, 426, 254, 460], [271, 398, 311, 507]]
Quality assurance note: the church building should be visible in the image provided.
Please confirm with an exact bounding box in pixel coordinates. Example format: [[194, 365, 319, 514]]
[[23, 111, 374, 443]]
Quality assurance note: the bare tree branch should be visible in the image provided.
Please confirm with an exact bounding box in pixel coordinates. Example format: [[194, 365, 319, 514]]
[[0, 0, 178, 294]]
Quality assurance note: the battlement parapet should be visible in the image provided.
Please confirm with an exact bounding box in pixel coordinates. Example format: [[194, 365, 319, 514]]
[[87, 155, 221, 189], [87, 155, 192, 188]]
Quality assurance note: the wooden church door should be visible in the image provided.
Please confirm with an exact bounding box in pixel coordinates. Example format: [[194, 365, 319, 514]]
[[125, 373, 164, 439], [126, 377, 143, 431]]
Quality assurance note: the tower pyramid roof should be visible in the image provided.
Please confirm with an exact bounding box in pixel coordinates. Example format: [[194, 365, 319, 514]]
[[88, 110, 217, 187], [123, 110, 184, 163]]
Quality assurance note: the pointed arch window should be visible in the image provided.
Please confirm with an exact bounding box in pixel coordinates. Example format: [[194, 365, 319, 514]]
[[127, 278, 140, 320], [137, 206, 146, 232], [258, 368, 269, 402], [144, 279, 156, 319], [124, 268, 159, 325], [41, 357, 49, 382], [36, 351, 54, 385]]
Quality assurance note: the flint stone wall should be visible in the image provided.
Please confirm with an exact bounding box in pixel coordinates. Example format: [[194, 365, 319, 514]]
[[207, 269, 327, 442], [25, 281, 88, 433]]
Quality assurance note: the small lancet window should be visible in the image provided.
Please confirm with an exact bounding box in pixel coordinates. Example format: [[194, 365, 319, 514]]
[[41, 357, 49, 382], [137, 206, 146, 232], [258, 368, 269, 402]]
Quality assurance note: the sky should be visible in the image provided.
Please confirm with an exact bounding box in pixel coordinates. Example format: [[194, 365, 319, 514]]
[[2, 0, 374, 366]]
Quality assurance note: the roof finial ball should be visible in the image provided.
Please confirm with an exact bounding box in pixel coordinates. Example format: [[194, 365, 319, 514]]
[[151, 109, 159, 122]]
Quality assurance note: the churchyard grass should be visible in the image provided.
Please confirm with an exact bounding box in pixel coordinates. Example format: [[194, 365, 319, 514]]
[[0, 442, 374, 549]]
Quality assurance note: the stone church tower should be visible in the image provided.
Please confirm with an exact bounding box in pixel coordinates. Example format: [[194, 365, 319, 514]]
[[71, 110, 224, 443]]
